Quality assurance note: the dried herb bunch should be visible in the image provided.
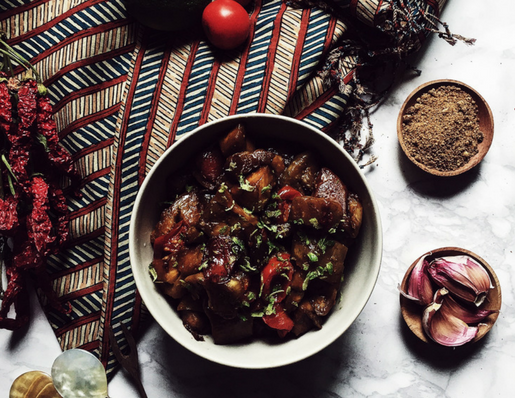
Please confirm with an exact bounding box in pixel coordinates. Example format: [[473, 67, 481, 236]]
[[285, 0, 475, 167], [0, 32, 80, 330]]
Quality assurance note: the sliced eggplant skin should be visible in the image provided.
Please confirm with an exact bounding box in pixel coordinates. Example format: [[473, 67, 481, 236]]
[[289, 196, 343, 230]]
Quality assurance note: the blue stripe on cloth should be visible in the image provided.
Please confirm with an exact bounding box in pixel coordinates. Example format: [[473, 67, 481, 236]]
[[236, 0, 282, 113], [0, 0, 32, 11], [61, 114, 118, 154], [8, 1, 127, 60], [47, 53, 132, 104], [47, 235, 105, 272]]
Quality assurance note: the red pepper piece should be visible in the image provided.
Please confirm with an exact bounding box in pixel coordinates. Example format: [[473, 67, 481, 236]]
[[27, 177, 55, 253], [152, 220, 186, 260], [262, 302, 294, 337], [277, 186, 302, 201], [260, 253, 293, 303], [204, 235, 237, 283], [277, 185, 302, 223]]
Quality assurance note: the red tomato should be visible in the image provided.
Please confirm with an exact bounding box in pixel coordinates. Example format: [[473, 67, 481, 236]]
[[202, 0, 251, 50]]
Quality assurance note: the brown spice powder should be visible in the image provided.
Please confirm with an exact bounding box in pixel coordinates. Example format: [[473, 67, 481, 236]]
[[401, 85, 484, 172]]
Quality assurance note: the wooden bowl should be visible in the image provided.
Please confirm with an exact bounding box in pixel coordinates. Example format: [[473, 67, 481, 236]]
[[397, 80, 494, 177], [400, 247, 501, 345]]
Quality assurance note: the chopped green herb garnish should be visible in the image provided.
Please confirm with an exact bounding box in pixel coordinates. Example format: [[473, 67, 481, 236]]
[[148, 263, 158, 282], [239, 175, 255, 192], [307, 252, 318, 262], [261, 184, 273, 193], [309, 218, 321, 229]]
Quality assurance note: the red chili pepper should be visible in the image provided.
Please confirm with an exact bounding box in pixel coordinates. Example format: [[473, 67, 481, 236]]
[[277, 185, 302, 223], [261, 253, 293, 303], [0, 195, 19, 231], [37, 95, 80, 183], [0, 73, 12, 137], [27, 176, 55, 253], [262, 302, 294, 337], [48, 183, 70, 249]]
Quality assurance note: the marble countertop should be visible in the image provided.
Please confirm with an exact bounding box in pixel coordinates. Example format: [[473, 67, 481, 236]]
[[2, 0, 515, 396]]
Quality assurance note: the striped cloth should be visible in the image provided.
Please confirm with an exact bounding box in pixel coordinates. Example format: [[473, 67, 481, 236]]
[[0, 0, 446, 375]]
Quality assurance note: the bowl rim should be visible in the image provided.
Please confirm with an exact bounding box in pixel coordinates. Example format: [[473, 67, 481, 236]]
[[129, 113, 383, 368], [399, 246, 501, 345], [397, 79, 494, 177]]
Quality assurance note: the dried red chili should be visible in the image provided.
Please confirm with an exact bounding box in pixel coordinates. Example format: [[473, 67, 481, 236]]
[[0, 35, 79, 330], [0, 73, 12, 137]]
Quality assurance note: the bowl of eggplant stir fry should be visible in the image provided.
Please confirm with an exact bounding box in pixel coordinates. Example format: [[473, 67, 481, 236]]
[[129, 114, 382, 368]]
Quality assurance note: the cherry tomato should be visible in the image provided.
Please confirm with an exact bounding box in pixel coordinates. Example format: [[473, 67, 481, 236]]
[[202, 0, 251, 50]]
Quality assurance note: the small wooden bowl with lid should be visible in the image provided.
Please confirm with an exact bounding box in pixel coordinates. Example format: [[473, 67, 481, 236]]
[[397, 80, 494, 177], [399, 247, 501, 345]]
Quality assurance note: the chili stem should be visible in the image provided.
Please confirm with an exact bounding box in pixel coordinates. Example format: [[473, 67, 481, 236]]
[[0, 39, 41, 83]]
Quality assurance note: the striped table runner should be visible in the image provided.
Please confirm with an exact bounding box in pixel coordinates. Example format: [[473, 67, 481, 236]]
[[0, 0, 447, 375]]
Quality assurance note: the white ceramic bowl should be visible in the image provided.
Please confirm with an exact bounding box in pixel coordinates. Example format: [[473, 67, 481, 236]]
[[129, 114, 383, 368]]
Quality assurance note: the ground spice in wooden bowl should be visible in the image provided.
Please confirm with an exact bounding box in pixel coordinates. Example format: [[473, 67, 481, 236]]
[[397, 80, 494, 177]]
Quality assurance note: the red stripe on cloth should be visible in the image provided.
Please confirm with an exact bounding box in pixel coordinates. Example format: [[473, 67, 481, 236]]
[[287, 8, 310, 100], [100, 35, 147, 367], [51, 257, 104, 278], [69, 197, 108, 220], [167, 40, 201, 147], [62, 227, 105, 249], [52, 76, 126, 113], [78, 340, 100, 353], [6, 0, 108, 46], [293, 84, 338, 121], [58, 103, 121, 139], [60, 283, 104, 302], [72, 137, 114, 160], [138, 49, 172, 185], [198, 57, 221, 125], [9, 20, 131, 77], [256, 2, 287, 113], [229, 0, 263, 114], [44, 44, 135, 88], [0, 0, 51, 20], [54, 311, 101, 336]]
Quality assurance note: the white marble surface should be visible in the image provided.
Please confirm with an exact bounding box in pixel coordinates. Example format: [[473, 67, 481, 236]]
[[2, 0, 515, 396]]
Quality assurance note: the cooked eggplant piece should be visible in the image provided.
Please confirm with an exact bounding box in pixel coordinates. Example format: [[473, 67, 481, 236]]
[[204, 273, 250, 319], [289, 196, 343, 230], [291, 300, 321, 337], [151, 191, 202, 242], [193, 147, 225, 190], [347, 194, 363, 238], [219, 123, 247, 156], [204, 235, 238, 283], [279, 152, 319, 194], [231, 166, 276, 212], [314, 167, 348, 210], [225, 149, 275, 176], [177, 245, 204, 277], [205, 308, 254, 345], [181, 310, 211, 341]]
